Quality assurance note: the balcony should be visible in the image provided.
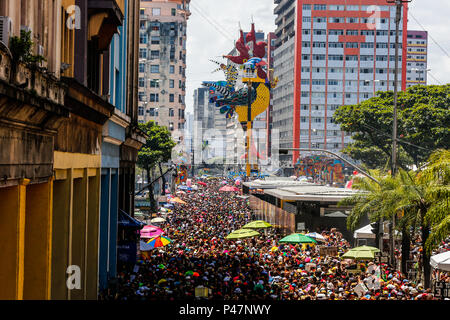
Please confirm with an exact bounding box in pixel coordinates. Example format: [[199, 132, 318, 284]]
[[0, 46, 66, 108]]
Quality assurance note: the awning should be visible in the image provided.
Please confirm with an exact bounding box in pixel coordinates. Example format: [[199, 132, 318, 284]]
[[118, 209, 145, 229], [430, 251, 450, 271]]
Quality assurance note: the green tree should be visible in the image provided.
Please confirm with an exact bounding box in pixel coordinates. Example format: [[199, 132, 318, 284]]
[[341, 149, 450, 289], [137, 121, 176, 201], [334, 85, 450, 169]]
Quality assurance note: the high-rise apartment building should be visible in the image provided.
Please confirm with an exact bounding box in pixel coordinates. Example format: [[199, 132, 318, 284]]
[[193, 86, 227, 166], [272, 0, 408, 165], [406, 30, 428, 87], [138, 0, 191, 143]]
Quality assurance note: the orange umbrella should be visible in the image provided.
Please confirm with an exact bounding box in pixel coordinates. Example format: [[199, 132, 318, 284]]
[[169, 197, 187, 204]]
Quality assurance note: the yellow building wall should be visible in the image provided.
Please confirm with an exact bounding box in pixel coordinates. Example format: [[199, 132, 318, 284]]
[[51, 151, 101, 300], [0, 181, 28, 300]]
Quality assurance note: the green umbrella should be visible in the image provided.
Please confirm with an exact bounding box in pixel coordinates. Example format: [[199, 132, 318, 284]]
[[226, 229, 260, 240], [341, 245, 380, 260], [185, 270, 194, 276], [242, 220, 273, 229], [279, 233, 317, 244]]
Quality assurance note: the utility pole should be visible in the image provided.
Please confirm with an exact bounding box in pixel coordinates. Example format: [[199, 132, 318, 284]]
[[387, 0, 411, 269]]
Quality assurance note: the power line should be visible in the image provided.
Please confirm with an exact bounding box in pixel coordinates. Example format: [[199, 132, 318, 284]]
[[409, 12, 450, 59], [189, 3, 235, 43]]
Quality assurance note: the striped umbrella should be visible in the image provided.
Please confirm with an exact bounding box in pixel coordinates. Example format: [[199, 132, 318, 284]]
[[146, 236, 172, 249]]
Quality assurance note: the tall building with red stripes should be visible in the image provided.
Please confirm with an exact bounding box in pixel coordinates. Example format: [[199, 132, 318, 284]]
[[272, 0, 408, 165]]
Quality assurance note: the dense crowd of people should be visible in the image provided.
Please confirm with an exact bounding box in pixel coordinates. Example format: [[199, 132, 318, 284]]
[[99, 178, 441, 300]]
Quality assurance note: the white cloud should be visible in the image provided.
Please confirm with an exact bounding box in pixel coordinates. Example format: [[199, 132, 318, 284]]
[[185, 0, 450, 113]]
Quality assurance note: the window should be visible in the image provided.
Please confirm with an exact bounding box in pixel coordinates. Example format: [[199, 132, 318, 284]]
[[313, 29, 326, 35], [329, 17, 344, 23], [138, 92, 146, 101], [150, 94, 159, 102], [139, 48, 147, 59], [170, 65, 175, 74], [139, 63, 146, 73], [169, 80, 174, 88], [361, 30, 375, 36], [313, 17, 326, 23], [328, 42, 343, 48], [329, 55, 343, 61], [179, 95, 183, 103], [150, 65, 159, 73], [346, 30, 359, 36], [303, 4, 311, 10], [150, 79, 159, 88], [347, 5, 359, 11], [140, 34, 147, 44], [301, 67, 310, 72], [376, 43, 388, 49], [169, 122, 174, 131], [169, 108, 174, 117], [312, 79, 325, 85], [361, 55, 373, 61], [302, 29, 311, 35], [301, 92, 309, 98], [302, 42, 311, 48], [169, 94, 175, 102], [302, 54, 310, 60], [346, 43, 359, 49], [171, 8, 176, 16], [314, 4, 327, 10], [152, 8, 161, 16], [376, 55, 388, 61], [151, 22, 160, 31], [313, 54, 326, 60], [151, 36, 160, 44], [138, 77, 145, 87], [149, 108, 158, 117], [303, 17, 311, 23], [301, 79, 310, 85], [346, 55, 358, 61], [329, 29, 344, 35], [138, 106, 144, 116], [361, 42, 374, 48], [329, 5, 345, 11], [313, 42, 326, 48], [150, 50, 160, 59], [328, 80, 338, 86], [347, 17, 359, 23]]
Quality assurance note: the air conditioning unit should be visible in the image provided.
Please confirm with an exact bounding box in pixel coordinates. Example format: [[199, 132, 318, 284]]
[[0, 16, 12, 47]]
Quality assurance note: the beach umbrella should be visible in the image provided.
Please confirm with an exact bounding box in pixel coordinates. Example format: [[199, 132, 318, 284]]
[[170, 197, 187, 204], [219, 186, 240, 192], [140, 225, 164, 239], [151, 217, 166, 224], [279, 233, 317, 244], [198, 181, 207, 187], [341, 245, 380, 260], [226, 229, 260, 240], [305, 232, 326, 242], [242, 220, 272, 229], [146, 236, 172, 249], [185, 270, 194, 276]]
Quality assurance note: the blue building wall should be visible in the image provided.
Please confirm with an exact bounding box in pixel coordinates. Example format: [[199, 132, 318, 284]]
[[99, 0, 129, 292]]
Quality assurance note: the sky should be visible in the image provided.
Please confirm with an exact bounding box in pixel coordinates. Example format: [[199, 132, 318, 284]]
[[185, 0, 450, 114]]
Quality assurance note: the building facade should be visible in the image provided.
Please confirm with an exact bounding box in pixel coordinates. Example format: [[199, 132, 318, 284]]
[[137, 0, 190, 144], [406, 30, 428, 87], [192, 86, 227, 166], [99, 0, 146, 293], [0, 0, 144, 300], [272, 0, 408, 165]]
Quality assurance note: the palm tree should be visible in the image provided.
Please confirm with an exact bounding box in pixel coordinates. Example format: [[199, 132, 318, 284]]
[[341, 149, 449, 289]]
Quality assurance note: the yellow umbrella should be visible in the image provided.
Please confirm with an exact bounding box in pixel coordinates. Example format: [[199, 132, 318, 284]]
[[169, 197, 187, 205]]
